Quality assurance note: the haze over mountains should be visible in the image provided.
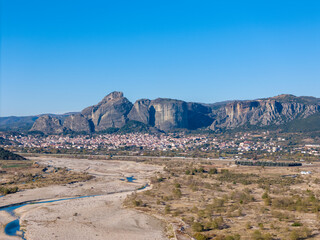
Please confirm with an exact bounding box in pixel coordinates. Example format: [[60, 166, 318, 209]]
[[2, 92, 320, 134]]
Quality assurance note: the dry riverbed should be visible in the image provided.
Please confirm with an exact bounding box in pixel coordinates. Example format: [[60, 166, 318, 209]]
[[0, 156, 168, 240]]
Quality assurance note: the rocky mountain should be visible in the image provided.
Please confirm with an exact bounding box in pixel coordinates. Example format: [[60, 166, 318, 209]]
[[81, 91, 133, 131], [150, 98, 188, 131], [127, 99, 152, 125], [0, 113, 74, 132], [210, 95, 320, 131], [187, 102, 214, 130], [30, 115, 65, 134], [2, 92, 319, 134], [128, 98, 216, 131], [128, 98, 190, 131], [63, 114, 92, 133]]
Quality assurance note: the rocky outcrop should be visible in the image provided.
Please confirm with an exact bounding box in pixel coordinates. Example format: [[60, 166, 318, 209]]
[[63, 114, 92, 133], [150, 99, 188, 131], [28, 93, 320, 134], [30, 115, 64, 134], [187, 103, 214, 130], [210, 95, 320, 130], [81, 91, 133, 131], [128, 99, 151, 125], [128, 98, 197, 131]]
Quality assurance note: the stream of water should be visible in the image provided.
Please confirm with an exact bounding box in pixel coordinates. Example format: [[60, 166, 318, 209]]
[[1, 175, 146, 239], [1, 195, 97, 239], [120, 176, 137, 182]]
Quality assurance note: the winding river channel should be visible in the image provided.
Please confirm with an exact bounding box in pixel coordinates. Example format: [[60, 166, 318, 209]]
[[0, 157, 167, 240], [1, 195, 98, 239]]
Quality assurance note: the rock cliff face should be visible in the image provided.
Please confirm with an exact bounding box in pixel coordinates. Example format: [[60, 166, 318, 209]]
[[210, 95, 320, 130], [63, 114, 92, 133], [187, 103, 214, 130], [128, 98, 198, 131], [30, 115, 64, 134], [128, 99, 151, 125], [29, 93, 320, 134], [81, 91, 133, 131], [150, 99, 188, 131]]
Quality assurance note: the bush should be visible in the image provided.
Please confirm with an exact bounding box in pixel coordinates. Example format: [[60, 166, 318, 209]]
[[251, 230, 272, 240], [289, 230, 300, 240], [215, 235, 241, 240], [209, 168, 218, 174], [264, 197, 271, 206], [0, 186, 19, 195], [192, 222, 204, 232], [258, 223, 264, 230], [301, 227, 312, 238], [193, 233, 208, 240], [246, 222, 252, 229], [132, 199, 142, 207], [165, 205, 171, 214], [213, 198, 225, 208], [291, 222, 302, 227], [172, 188, 182, 198], [209, 216, 224, 230], [231, 190, 254, 204], [262, 191, 269, 199], [225, 234, 241, 240]]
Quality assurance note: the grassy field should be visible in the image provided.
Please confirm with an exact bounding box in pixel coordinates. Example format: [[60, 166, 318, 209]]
[[0, 160, 33, 168], [125, 159, 320, 240]]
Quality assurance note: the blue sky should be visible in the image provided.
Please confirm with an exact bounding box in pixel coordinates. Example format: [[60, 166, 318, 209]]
[[1, 0, 319, 116]]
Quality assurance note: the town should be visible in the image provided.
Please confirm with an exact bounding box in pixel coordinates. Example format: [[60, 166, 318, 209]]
[[1, 131, 319, 160]]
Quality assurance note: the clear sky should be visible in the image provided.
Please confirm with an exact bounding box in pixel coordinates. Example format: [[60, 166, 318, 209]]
[[1, 0, 319, 116]]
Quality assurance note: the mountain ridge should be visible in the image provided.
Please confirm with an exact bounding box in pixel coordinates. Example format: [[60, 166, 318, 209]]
[[1, 92, 320, 134]]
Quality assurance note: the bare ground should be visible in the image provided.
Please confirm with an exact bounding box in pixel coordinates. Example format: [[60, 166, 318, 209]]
[[0, 156, 168, 240]]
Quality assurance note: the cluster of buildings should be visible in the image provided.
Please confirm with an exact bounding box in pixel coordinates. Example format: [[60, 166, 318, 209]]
[[0, 133, 208, 151], [203, 133, 284, 154], [0, 132, 318, 157], [300, 144, 320, 156]]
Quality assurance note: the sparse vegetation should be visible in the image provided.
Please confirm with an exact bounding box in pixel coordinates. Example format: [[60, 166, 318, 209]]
[[125, 158, 320, 239], [0, 159, 93, 195]]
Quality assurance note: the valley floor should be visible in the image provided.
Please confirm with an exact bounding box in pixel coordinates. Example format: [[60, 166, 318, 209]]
[[0, 156, 168, 240]]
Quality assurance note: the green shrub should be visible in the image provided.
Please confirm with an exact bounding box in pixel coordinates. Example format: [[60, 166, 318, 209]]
[[172, 188, 182, 198], [225, 234, 241, 240], [164, 205, 171, 214], [192, 222, 204, 232], [251, 230, 272, 240], [0, 186, 19, 195], [291, 222, 302, 227], [193, 232, 208, 240], [209, 168, 218, 174], [262, 191, 269, 199]]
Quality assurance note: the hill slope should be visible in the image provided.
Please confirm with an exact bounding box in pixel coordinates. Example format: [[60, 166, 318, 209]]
[[0, 147, 26, 160]]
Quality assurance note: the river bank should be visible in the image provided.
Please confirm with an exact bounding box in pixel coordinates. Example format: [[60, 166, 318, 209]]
[[0, 157, 168, 240]]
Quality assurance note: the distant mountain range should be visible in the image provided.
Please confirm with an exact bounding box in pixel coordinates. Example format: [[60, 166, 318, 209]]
[[1, 92, 320, 134], [0, 113, 76, 132]]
